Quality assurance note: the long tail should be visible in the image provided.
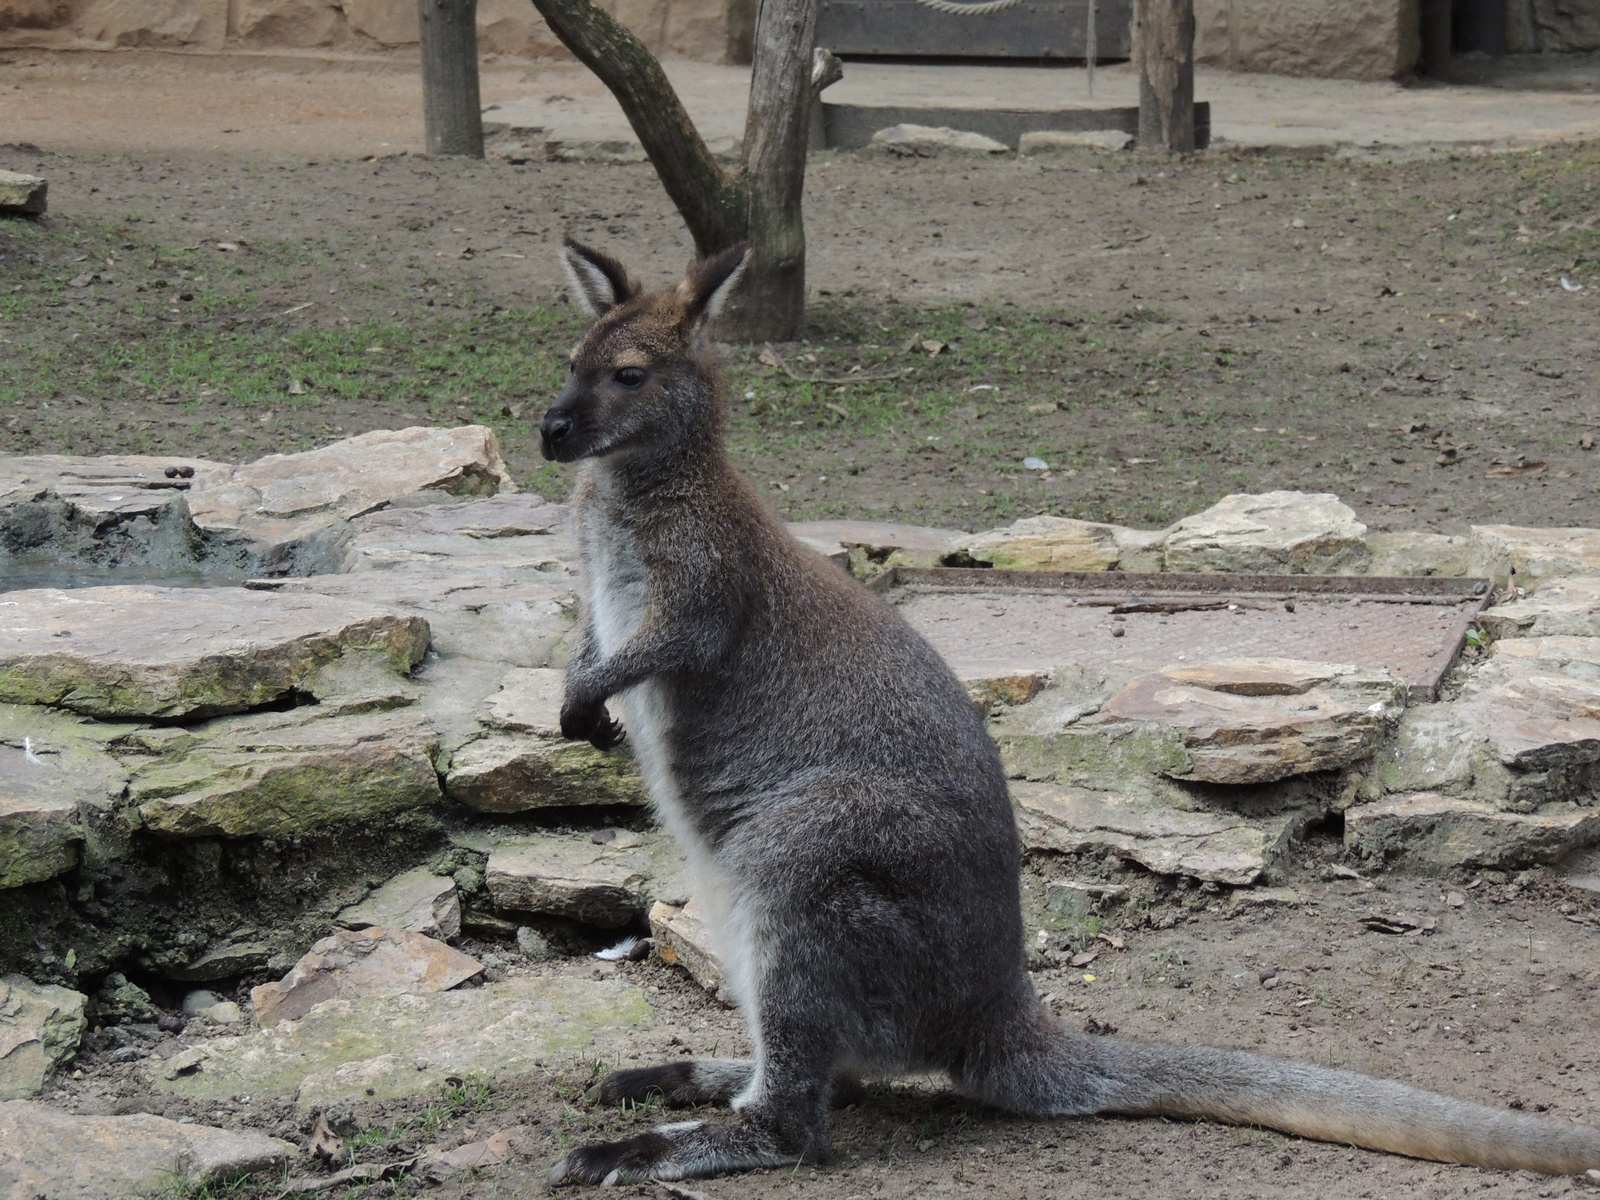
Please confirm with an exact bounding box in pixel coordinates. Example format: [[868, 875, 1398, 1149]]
[[1090, 1036, 1600, 1175]]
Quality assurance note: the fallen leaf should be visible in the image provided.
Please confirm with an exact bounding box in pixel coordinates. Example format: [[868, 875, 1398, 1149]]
[[1486, 461, 1546, 478], [1097, 933, 1125, 950], [310, 1113, 342, 1165], [1068, 951, 1099, 968], [758, 345, 783, 368], [68, 272, 95, 288], [920, 339, 945, 356], [1446, 891, 1466, 908], [1581, 434, 1594, 451], [420, 1126, 526, 1177]]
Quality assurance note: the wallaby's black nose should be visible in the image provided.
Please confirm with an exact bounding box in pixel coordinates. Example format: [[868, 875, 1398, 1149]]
[[540, 412, 574, 459]]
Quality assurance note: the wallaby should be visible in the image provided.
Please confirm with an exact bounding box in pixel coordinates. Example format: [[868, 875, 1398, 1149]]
[[539, 239, 1600, 1187]]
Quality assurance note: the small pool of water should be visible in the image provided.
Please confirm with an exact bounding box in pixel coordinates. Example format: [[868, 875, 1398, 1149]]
[[0, 557, 250, 594]]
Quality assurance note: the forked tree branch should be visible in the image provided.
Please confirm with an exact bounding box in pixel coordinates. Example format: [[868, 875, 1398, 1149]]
[[526, 0, 748, 254]]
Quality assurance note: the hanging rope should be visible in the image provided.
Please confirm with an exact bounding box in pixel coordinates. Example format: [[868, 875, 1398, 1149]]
[[912, 0, 1029, 16]]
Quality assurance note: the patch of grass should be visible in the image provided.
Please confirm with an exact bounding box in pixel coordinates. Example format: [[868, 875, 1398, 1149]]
[[143, 1169, 261, 1200]]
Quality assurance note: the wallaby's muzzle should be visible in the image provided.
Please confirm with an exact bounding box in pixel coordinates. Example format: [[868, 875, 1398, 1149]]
[[539, 410, 574, 461]]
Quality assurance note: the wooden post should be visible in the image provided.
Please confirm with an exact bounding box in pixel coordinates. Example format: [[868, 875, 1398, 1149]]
[[419, 0, 485, 158], [1133, 0, 1195, 154]]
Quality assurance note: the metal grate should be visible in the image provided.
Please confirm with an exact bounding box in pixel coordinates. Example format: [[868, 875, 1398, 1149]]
[[873, 569, 1493, 701]]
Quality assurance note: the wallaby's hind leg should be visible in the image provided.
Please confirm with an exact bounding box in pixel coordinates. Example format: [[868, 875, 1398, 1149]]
[[590, 1059, 866, 1110], [588, 1059, 755, 1108]]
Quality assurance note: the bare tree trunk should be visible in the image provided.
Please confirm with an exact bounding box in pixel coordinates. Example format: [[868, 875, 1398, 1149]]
[[720, 0, 820, 341], [1133, 0, 1195, 154], [526, 0, 746, 255], [419, 0, 486, 158]]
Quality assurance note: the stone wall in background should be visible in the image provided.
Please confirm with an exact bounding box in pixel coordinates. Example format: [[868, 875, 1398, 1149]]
[[1193, 0, 1421, 81], [0, 0, 757, 63]]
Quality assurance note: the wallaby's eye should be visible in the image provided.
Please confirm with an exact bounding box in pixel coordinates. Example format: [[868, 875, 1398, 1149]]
[[614, 367, 647, 388]]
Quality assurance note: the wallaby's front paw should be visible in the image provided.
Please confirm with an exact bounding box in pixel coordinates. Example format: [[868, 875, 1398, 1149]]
[[560, 698, 623, 749]]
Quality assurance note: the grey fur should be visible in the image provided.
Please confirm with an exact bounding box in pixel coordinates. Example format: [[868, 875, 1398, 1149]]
[[540, 242, 1600, 1187]]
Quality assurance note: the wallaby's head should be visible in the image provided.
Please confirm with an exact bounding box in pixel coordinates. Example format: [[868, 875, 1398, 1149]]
[[540, 239, 748, 464]]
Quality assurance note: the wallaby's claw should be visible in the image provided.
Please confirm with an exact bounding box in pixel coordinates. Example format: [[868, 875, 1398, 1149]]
[[590, 712, 626, 751]]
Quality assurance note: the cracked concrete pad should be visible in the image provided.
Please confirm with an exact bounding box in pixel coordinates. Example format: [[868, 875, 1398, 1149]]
[[150, 975, 652, 1107], [1162, 491, 1369, 574], [1469, 524, 1600, 590], [251, 927, 482, 1027], [1345, 793, 1600, 870], [1011, 781, 1297, 885], [337, 869, 460, 940], [957, 516, 1122, 571], [130, 708, 442, 837], [649, 899, 729, 1005], [187, 425, 517, 565], [1479, 576, 1600, 639], [1100, 658, 1405, 784], [0, 1101, 295, 1198], [486, 832, 689, 927], [0, 976, 87, 1100], [1455, 659, 1600, 771], [0, 586, 428, 719]]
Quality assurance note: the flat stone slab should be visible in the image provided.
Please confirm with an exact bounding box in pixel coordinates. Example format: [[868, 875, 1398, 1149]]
[[1454, 659, 1600, 771], [251, 927, 483, 1027], [0, 975, 87, 1100], [959, 516, 1123, 571], [786, 519, 966, 573], [1161, 490, 1368, 574], [648, 898, 729, 1004], [1479, 576, 1600, 639], [1363, 531, 1471, 578], [1099, 658, 1405, 784], [187, 425, 518, 566], [486, 832, 688, 927], [1012, 782, 1298, 885], [337, 869, 461, 940], [0, 170, 46, 215], [0, 1101, 295, 1198], [1345, 793, 1600, 869], [130, 709, 442, 837], [1470, 524, 1600, 589], [0, 586, 428, 719], [151, 975, 652, 1108], [1492, 636, 1600, 679], [0, 453, 225, 523]]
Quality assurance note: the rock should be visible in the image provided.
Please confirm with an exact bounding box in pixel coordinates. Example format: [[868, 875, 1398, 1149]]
[[96, 973, 158, 1024], [1362, 531, 1472, 577], [337, 869, 461, 940], [186, 426, 518, 570], [0, 585, 428, 719], [130, 708, 442, 838], [0, 976, 87, 1100], [1561, 844, 1600, 893], [1453, 657, 1600, 772], [0, 170, 47, 215], [956, 665, 1051, 713], [194, 1001, 244, 1026], [1367, 703, 1487, 798], [515, 927, 558, 963], [153, 975, 651, 1107], [1232, 886, 1303, 906], [1492, 636, 1600, 679], [339, 493, 574, 573], [249, 927, 483, 1028], [1162, 491, 1368, 574], [0, 1100, 295, 1197], [1345, 793, 1600, 870], [483, 666, 566, 734], [785, 520, 966, 576], [958, 516, 1122, 571], [163, 1046, 208, 1079], [1099, 658, 1405, 784], [1469, 525, 1600, 589], [870, 123, 1010, 154], [1044, 879, 1128, 917], [1479, 577, 1600, 639], [648, 899, 729, 1004], [168, 940, 272, 983], [485, 832, 687, 927], [182, 990, 224, 1017], [1113, 526, 1167, 572], [1012, 782, 1299, 885], [1018, 129, 1133, 153]]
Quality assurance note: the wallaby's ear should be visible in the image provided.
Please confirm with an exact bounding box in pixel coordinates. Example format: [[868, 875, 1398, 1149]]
[[677, 243, 749, 329], [562, 239, 640, 316]]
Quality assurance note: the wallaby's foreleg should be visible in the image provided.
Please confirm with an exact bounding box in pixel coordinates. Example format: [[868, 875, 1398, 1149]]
[[559, 613, 625, 749], [589, 1059, 866, 1110]]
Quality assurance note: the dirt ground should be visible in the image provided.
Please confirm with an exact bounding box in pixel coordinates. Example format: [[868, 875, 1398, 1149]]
[[3, 51, 1600, 1200]]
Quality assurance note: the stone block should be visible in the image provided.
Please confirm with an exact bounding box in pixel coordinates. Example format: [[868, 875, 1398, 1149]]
[[1346, 793, 1600, 870], [1100, 658, 1405, 784], [1454, 658, 1600, 772], [1012, 782, 1300, 885], [1469, 524, 1600, 590], [446, 733, 644, 811], [0, 1101, 295, 1198], [250, 927, 482, 1027], [649, 898, 729, 1004], [958, 516, 1122, 571], [337, 869, 460, 940], [0, 976, 87, 1100], [871, 124, 1010, 154], [1193, 0, 1419, 81], [1479, 577, 1600, 639], [786, 519, 965, 577], [1361, 530, 1472, 577], [0, 170, 46, 215], [74, 0, 227, 47], [1162, 491, 1368, 574], [1019, 130, 1133, 153], [485, 832, 685, 927], [130, 709, 442, 837], [0, 585, 428, 719]]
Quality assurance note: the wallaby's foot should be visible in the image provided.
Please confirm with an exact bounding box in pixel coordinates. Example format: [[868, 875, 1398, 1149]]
[[586, 1059, 754, 1108], [547, 1116, 826, 1186], [560, 699, 625, 750]]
